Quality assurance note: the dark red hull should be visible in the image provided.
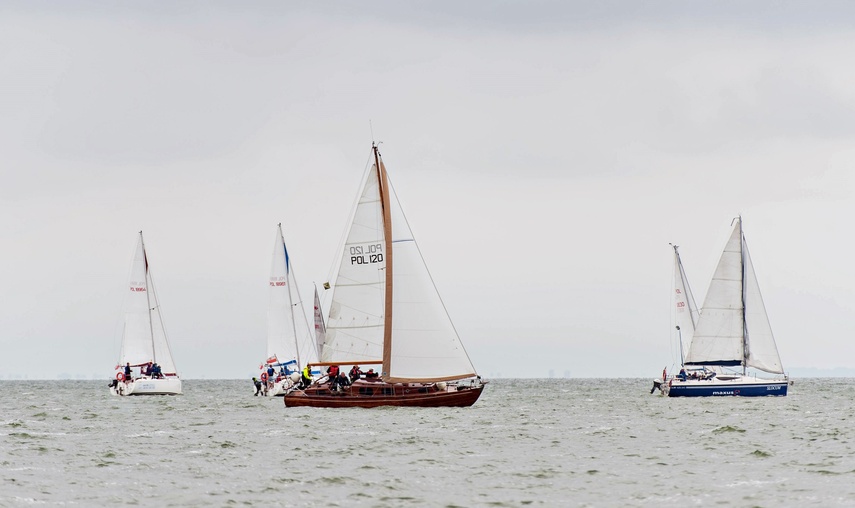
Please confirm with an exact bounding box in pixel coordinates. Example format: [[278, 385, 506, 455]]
[[283, 380, 485, 408]]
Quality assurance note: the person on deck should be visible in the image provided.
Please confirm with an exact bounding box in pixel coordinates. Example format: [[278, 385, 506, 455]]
[[252, 377, 263, 396], [349, 365, 363, 383], [337, 372, 351, 389], [677, 368, 687, 381], [365, 369, 378, 379], [300, 365, 312, 389], [124, 363, 131, 380], [326, 365, 340, 390]]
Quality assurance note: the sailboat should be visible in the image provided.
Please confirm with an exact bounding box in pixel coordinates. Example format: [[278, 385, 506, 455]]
[[284, 144, 485, 408], [109, 232, 182, 396], [656, 217, 788, 397], [259, 224, 316, 396], [651, 243, 699, 394]]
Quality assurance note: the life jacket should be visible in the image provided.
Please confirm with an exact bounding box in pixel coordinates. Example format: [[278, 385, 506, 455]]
[[302, 366, 311, 379], [329, 365, 339, 377]]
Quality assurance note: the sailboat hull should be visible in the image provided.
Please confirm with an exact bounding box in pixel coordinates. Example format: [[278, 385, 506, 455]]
[[110, 377, 182, 396], [666, 377, 788, 397], [266, 378, 296, 397], [284, 380, 484, 408]]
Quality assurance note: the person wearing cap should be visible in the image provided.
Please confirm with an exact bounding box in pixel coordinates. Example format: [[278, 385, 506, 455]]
[[349, 365, 363, 383]]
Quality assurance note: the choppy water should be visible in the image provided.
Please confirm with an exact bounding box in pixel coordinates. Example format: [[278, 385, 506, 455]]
[[1, 378, 854, 506]]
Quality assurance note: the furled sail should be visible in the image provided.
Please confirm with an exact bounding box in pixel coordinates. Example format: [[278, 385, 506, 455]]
[[313, 286, 326, 359], [672, 244, 699, 357]]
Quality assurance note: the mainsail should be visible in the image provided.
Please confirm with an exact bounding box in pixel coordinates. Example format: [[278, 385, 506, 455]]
[[684, 218, 783, 374], [322, 145, 477, 383], [118, 232, 177, 375]]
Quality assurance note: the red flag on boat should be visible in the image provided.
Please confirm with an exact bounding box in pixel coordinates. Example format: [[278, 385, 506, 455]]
[[266, 355, 278, 365]]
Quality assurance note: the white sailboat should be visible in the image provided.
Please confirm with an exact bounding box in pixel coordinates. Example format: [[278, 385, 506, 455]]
[[259, 224, 315, 396], [110, 232, 181, 396], [658, 217, 788, 397], [652, 244, 700, 394], [284, 143, 484, 408]]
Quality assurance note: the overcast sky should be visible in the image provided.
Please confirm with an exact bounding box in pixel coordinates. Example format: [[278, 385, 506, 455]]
[[3, 1, 855, 379]]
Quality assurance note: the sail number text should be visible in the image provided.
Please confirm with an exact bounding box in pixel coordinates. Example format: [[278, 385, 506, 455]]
[[269, 276, 287, 287], [350, 244, 383, 265]]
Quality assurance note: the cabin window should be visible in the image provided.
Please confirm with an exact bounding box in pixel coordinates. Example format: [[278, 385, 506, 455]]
[[358, 387, 374, 396]]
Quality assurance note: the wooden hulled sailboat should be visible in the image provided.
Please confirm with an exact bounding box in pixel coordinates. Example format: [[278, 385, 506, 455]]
[[110, 232, 181, 396], [657, 217, 788, 397], [283, 144, 485, 408]]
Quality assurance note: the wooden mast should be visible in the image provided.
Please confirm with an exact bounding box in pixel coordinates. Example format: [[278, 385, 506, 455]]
[[375, 144, 395, 379]]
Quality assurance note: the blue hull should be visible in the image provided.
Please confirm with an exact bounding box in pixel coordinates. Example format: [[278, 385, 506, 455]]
[[668, 381, 788, 397]]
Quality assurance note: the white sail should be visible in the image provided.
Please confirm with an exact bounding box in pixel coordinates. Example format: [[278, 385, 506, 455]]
[[324, 165, 386, 363], [118, 233, 177, 375], [672, 244, 699, 358], [386, 181, 477, 382], [266, 225, 315, 366], [743, 238, 784, 373], [685, 224, 744, 366], [313, 286, 326, 359], [323, 146, 478, 383], [684, 218, 783, 374]]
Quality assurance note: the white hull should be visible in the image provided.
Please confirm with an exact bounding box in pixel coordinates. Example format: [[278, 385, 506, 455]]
[[111, 377, 182, 396], [265, 378, 296, 397]]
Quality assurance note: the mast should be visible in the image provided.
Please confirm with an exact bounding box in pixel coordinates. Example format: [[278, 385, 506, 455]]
[[739, 215, 748, 375], [375, 144, 394, 377], [279, 223, 301, 368], [140, 231, 157, 365]]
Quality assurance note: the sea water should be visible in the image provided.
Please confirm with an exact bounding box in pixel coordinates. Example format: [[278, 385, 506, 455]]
[[1, 378, 854, 507]]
